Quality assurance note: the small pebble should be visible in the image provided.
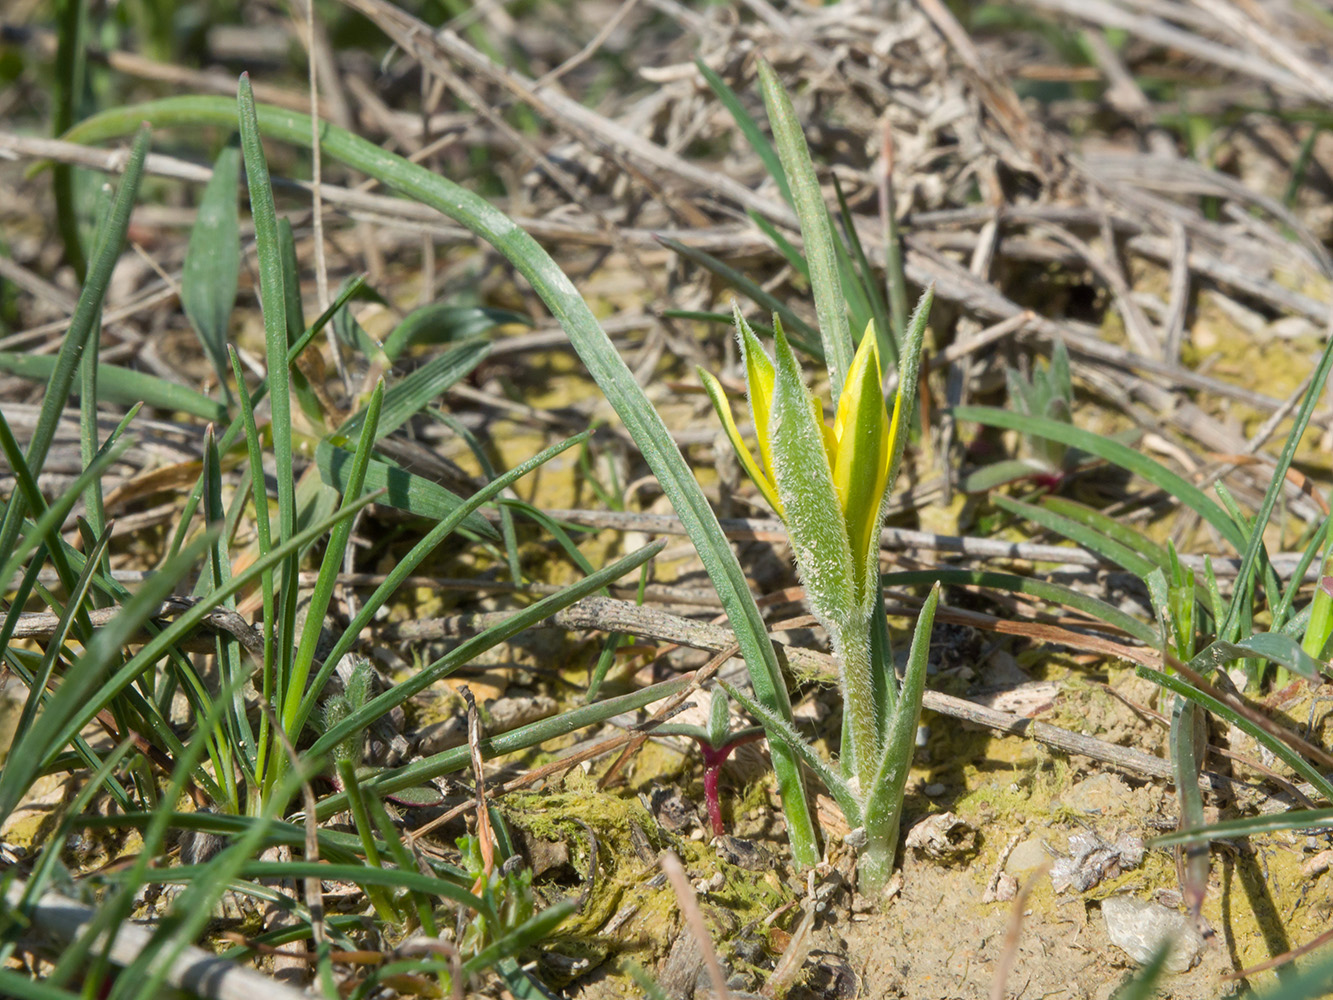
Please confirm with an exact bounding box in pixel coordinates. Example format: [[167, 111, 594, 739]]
[[1102, 895, 1203, 973], [924, 782, 946, 797]]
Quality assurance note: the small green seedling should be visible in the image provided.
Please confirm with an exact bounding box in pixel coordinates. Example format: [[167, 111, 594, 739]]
[[964, 340, 1086, 493], [322, 657, 442, 807], [655, 687, 764, 837]]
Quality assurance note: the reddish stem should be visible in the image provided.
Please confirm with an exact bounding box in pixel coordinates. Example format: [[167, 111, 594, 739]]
[[697, 732, 764, 837]]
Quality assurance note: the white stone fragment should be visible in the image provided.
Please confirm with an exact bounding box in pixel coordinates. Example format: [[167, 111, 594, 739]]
[[1101, 895, 1204, 973]]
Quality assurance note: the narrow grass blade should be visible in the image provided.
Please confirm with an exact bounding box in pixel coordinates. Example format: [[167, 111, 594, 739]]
[[757, 59, 852, 400], [881, 568, 1158, 644], [1111, 941, 1171, 1000], [381, 304, 527, 361], [0, 353, 227, 421], [461, 898, 578, 977], [957, 406, 1245, 550], [319, 673, 692, 817], [962, 458, 1053, 493], [1219, 329, 1333, 645], [434, 410, 523, 584], [696, 58, 792, 208], [198, 861, 484, 913], [58, 670, 251, 994], [1139, 664, 1333, 802], [834, 175, 895, 368], [748, 210, 808, 278], [51, 0, 90, 280], [101, 762, 328, 1000], [309, 540, 666, 762], [181, 144, 240, 391], [0, 971, 80, 1000], [0, 126, 149, 573], [993, 494, 1158, 577], [1190, 634, 1321, 681], [1149, 808, 1333, 847], [10, 525, 112, 751], [334, 762, 403, 926], [0, 533, 213, 829], [17, 737, 134, 915], [340, 338, 490, 441], [283, 380, 384, 743], [45, 492, 382, 768], [0, 421, 85, 599], [314, 441, 498, 537], [278, 218, 323, 426], [77, 323, 107, 569], [0, 422, 129, 596], [237, 73, 298, 705], [722, 679, 861, 826], [292, 432, 591, 740], [885, 287, 932, 500], [655, 234, 821, 354], [1170, 696, 1209, 917], [1042, 495, 1172, 568]]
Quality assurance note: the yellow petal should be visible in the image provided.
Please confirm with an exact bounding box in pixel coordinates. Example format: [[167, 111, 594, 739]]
[[735, 305, 778, 485], [831, 327, 890, 577], [833, 321, 878, 446], [699, 367, 783, 515]]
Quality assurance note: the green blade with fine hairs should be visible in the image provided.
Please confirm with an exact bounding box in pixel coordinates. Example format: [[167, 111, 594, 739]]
[[757, 58, 853, 403], [64, 93, 821, 868]]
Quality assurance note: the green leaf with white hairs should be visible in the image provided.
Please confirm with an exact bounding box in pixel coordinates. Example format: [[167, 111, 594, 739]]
[[721, 680, 861, 826], [769, 319, 856, 628], [708, 687, 731, 749], [757, 59, 852, 402], [860, 583, 939, 886]]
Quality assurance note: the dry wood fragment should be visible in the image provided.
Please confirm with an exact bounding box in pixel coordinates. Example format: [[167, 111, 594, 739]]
[[3, 879, 311, 1000]]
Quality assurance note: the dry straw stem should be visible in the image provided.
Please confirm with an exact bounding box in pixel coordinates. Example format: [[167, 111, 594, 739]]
[[382, 594, 1240, 793], [4, 879, 311, 1000], [661, 851, 732, 1000]]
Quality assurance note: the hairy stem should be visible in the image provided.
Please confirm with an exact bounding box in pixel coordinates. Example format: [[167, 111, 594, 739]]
[[857, 806, 903, 895], [832, 617, 879, 795]]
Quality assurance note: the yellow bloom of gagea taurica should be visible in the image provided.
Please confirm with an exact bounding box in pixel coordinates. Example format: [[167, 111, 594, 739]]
[[700, 306, 906, 629], [699, 304, 922, 799]]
